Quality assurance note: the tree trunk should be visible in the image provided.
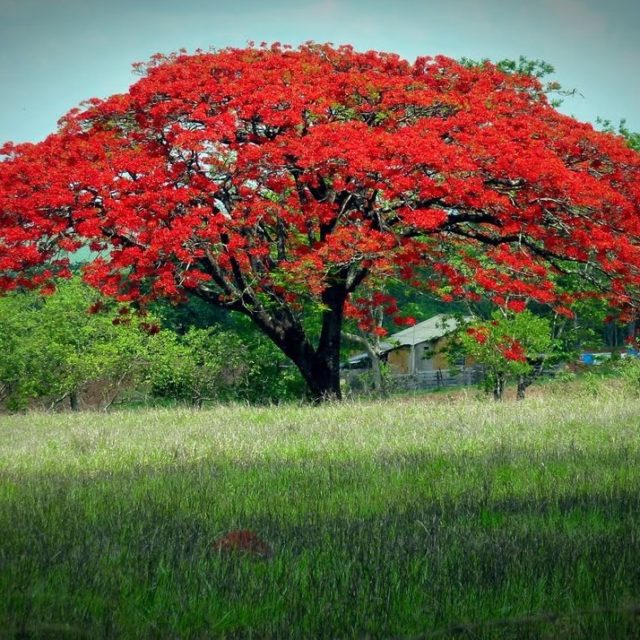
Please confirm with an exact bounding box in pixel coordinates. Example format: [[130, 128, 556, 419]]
[[298, 286, 347, 402], [246, 314, 341, 403], [304, 354, 342, 402], [517, 372, 536, 400], [252, 323, 342, 403], [342, 331, 387, 395], [367, 347, 385, 394], [517, 359, 545, 401], [225, 282, 350, 403], [628, 318, 637, 346], [69, 390, 80, 412], [493, 372, 505, 401], [270, 287, 347, 403]]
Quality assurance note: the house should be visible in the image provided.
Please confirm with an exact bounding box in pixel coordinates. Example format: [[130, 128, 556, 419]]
[[343, 314, 473, 375]]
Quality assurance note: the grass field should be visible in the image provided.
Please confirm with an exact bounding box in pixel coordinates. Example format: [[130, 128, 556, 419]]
[[1, 381, 640, 638]]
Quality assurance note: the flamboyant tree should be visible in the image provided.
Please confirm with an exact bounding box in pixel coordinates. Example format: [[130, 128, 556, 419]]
[[1, 44, 640, 400]]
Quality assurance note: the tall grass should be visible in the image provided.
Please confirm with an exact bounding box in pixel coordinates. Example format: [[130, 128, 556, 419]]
[[1, 383, 639, 638]]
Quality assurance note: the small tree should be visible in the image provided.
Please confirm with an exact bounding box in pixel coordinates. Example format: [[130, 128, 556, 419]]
[[453, 310, 555, 400], [342, 288, 410, 395]]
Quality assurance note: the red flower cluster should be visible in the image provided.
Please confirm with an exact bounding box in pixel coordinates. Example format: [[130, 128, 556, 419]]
[[499, 339, 528, 363], [139, 322, 161, 335], [467, 326, 489, 345], [393, 315, 417, 327]]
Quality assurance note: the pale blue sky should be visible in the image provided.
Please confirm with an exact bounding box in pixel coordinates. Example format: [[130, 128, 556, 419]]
[[1, 0, 638, 143]]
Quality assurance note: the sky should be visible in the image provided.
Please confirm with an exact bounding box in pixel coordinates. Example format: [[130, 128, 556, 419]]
[[0, 0, 638, 144]]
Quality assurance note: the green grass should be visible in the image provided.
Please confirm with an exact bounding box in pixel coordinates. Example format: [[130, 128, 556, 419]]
[[1, 382, 640, 638]]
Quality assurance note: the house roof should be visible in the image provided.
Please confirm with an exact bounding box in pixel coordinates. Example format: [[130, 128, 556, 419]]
[[345, 314, 469, 365], [384, 314, 466, 348]]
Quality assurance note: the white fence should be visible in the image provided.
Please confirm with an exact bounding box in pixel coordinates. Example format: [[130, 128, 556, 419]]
[[342, 365, 485, 393], [343, 363, 563, 394], [388, 366, 485, 391]]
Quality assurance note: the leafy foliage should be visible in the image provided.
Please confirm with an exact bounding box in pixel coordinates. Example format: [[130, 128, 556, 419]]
[[147, 326, 304, 406], [597, 117, 640, 152], [459, 55, 574, 107], [0, 279, 305, 410], [0, 278, 151, 409], [147, 328, 250, 406], [451, 310, 556, 397]]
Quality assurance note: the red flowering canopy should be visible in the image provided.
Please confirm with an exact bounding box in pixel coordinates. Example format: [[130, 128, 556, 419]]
[[1, 44, 639, 399]]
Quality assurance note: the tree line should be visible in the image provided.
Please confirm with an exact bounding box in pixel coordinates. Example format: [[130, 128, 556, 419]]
[[0, 277, 304, 410], [1, 273, 634, 410]]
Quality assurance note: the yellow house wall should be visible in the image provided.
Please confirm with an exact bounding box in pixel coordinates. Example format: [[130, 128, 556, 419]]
[[387, 347, 411, 374], [431, 336, 476, 368], [386, 337, 476, 374], [432, 340, 450, 369]]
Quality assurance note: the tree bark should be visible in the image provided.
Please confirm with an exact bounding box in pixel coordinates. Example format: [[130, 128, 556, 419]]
[[196, 275, 351, 402], [305, 354, 342, 402], [314, 285, 347, 400], [516, 359, 546, 400], [196, 251, 369, 403], [342, 331, 386, 395], [246, 300, 344, 403], [69, 390, 79, 412], [493, 372, 505, 401], [271, 287, 347, 402]]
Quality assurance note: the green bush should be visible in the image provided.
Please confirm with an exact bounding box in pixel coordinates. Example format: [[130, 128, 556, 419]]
[[147, 328, 304, 406], [0, 278, 152, 410]]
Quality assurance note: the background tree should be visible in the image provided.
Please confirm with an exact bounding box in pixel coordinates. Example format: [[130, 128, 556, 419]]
[[459, 55, 577, 108], [597, 118, 640, 153], [147, 327, 251, 407], [150, 294, 306, 403], [452, 310, 556, 400], [146, 325, 305, 406], [1, 44, 639, 401], [0, 278, 304, 411], [0, 278, 153, 410], [342, 285, 407, 395]]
